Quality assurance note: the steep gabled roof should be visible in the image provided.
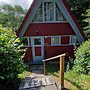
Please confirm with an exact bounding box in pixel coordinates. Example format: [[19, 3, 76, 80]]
[[17, 0, 84, 43]]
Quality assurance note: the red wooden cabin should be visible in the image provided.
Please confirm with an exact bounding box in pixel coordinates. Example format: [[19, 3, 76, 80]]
[[17, 0, 84, 64]]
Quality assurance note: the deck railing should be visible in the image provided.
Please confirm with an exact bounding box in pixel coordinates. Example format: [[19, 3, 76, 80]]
[[43, 53, 66, 89]]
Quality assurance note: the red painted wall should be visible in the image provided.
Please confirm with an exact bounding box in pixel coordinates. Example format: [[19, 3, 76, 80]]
[[24, 23, 75, 37], [44, 46, 74, 59], [61, 36, 70, 44], [23, 22, 76, 63], [23, 45, 74, 63], [23, 47, 32, 63], [44, 37, 51, 45]]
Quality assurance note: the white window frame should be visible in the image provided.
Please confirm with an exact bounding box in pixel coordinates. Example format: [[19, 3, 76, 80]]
[[33, 37, 42, 46], [51, 36, 61, 46], [31, 37, 44, 47], [69, 35, 77, 45]]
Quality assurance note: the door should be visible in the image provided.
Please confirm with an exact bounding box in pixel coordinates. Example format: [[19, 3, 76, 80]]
[[31, 37, 44, 64]]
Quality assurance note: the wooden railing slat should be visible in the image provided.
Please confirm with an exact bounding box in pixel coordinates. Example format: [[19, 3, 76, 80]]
[[43, 53, 66, 62]]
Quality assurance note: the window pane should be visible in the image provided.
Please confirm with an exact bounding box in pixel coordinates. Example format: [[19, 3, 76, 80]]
[[52, 36, 59, 45], [44, 2, 54, 21], [33, 4, 43, 22], [21, 38, 28, 46], [34, 38, 41, 45], [56, 4, 66, 21], [71, 36, 77, 44]]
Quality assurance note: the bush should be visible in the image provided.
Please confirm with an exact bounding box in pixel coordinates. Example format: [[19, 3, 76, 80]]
[[73, 39, 90, 74], [0, 27, 26, 80]]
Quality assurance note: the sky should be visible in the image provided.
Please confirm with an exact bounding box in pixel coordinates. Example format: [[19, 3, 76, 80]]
[[0, 0, 33, 9]]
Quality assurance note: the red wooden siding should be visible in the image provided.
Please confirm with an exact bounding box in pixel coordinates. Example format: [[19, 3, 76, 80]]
[[61, 36, 70, 44], [44, 37, 51, 45], [24, 46, 74, 63], [23, 45, 74, 63], [24, 23, 75, 37], [23, 47, 32, 63], [44, 46, 74, 59]]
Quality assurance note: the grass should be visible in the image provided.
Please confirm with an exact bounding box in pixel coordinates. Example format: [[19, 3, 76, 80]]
[[18, 71, 31, 79], [46, 64, 90, 90], [64, 70, 90, 90]]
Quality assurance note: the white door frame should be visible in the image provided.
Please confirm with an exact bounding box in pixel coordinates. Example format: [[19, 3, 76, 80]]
[[31, 37, 44, 63]]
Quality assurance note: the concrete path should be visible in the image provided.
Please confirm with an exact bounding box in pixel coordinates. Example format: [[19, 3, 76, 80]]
[[19, 65, 58, 90]]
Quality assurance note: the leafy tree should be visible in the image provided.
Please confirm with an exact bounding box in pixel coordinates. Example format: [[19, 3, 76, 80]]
[[14, 5, 25, 14], [0, 4, 27, 31], [73, 39, 90, 74], [0, 27, 26, 80], [83, 8, 90, 39]]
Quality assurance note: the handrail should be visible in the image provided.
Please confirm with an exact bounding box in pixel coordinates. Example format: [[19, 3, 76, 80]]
[[43, 53, 66, 62], [43, 53, 66, 89]]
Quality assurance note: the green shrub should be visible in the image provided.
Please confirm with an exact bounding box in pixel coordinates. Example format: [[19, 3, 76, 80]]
[[73, 39, 90, 74], [0, 27, 26, 80]]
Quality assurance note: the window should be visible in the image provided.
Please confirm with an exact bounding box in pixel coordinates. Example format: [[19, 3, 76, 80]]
[[33, 4, 43, 22], [34, 38, 41, 45], [51, 36, 60, 45], [21, 38, 28, 46], [56, 4, 66, 21], [32, 1, 67, 22], [44, 2, 54, 21], [70, 36, 77, 45]]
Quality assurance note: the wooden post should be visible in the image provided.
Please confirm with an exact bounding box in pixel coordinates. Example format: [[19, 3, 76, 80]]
[[44, 61, 46, 75], [60, 56, 64, 89]]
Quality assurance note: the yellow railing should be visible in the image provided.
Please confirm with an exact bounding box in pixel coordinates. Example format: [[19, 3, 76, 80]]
[[43, 53, 66, 89]]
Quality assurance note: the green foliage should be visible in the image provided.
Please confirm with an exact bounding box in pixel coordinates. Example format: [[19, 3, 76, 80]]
[[65, 70, 90, 90], [0, 4, 27, 30], [45, 64, 59, 75], [73, 39, 90, 74], [18, 71, 31, 79], [83, 8, 90, 39], [0, 27, 26, 80]]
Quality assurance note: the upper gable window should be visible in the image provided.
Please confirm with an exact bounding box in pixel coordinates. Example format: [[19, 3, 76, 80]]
[[56, 4, 66, 21], [33, 4, 43, 22], [32, 1, 67, 22], [44, 2, 54, 21]]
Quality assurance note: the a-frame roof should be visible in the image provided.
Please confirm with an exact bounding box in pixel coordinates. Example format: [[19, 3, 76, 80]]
[[17, 0, 84, 43]]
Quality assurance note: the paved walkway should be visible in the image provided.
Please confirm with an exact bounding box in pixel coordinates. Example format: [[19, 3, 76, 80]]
[[19, 65, 58, 90]]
